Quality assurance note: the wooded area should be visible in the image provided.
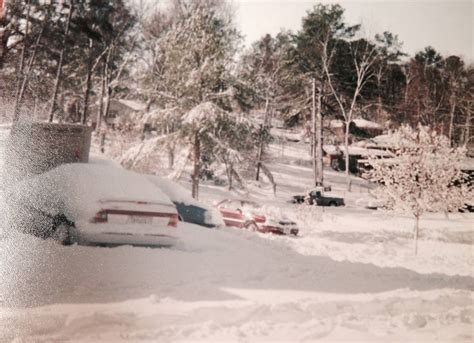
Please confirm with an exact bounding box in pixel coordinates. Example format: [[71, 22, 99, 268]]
[[0, 0, 472, 196]]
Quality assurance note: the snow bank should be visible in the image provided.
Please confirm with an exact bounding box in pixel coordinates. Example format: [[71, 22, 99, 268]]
[[0, 223, 472, 341]]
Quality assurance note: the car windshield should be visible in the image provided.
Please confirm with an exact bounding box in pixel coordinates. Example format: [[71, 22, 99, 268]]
[[0, 2, 471, 342]]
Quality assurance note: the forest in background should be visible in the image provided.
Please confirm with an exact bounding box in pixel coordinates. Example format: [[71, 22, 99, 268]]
[[0, 0, 472, 195]]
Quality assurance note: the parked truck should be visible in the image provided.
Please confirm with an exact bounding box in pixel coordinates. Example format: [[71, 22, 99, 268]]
[[292, 190, 345, 207]]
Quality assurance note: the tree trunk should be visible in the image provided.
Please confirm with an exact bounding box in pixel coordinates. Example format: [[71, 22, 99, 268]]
[[414, 215, 419, 255], [13, 21, 45, 121], [48, 3, 74, 122], [32, 98, 37, 118], [96, 66, 105, 134], [256, 97, 269, 181], [344, 121, 351, 191], [100, 130, 106, 154], [13, 0, 30, 107], [0, 4, 7, 70], [316, 81, 323, 185], [81, 39, 93, 125], [102, 50, 112, 123], [192, 133, 200, 199], [227, 163, 233, 191], [448, 95, 456, 146], [168, 148, 174, 169], [463, 104, 471, 145], [376, 72, 383, 122], [103, 86, 112, 122]]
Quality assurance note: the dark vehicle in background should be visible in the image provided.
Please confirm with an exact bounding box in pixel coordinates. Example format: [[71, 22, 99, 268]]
[[216, 198, 299, 236], [173, 202, 217, 228], [293, 190, 345, 207], [147, 175, 224, 228]]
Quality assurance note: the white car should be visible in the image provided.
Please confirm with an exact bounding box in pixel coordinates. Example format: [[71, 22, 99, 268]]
[[6, 162, 179, 247]]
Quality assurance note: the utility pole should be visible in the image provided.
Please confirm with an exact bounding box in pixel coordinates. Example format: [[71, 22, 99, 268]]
[[311, 77, 317, 186], [312, 77, 324, 186]]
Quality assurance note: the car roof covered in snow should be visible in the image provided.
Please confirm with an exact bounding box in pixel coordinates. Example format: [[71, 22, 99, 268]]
[[147, 175, 205, 206], [218, 198, 260, 207], [9, 163, 174, 219]]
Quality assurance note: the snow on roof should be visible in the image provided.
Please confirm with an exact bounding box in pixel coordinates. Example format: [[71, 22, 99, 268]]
[[323, 145, 394, 157], [354, 132, 409, 149], [329, 118, 383, 130], [10, 163, 174, 220], [460, 158, 474, 171], [141, 107, 178, 125], [117, 99, 147, 112], [147, 175, 200, 205], [270, 127, 303, 142], [352, 118, 382, 129], [329, 119, 344, 128], [372, 133, 400, 146]]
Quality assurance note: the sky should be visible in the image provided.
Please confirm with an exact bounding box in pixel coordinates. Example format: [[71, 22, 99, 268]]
[[233, 0, 473, 62]]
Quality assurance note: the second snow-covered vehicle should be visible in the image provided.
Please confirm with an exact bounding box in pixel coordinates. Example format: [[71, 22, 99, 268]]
[[147, 175, 224, 228], [6, 163, 179, 247], [292, 190, 345, 207], [216, 198, 299, 236]]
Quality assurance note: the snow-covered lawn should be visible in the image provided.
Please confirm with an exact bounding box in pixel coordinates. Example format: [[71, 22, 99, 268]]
[[0, 223, 473, 342], [0, 126, 473, 341]]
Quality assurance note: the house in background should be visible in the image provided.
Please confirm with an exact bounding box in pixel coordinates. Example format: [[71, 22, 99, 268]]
[[323, 144, 394, 174], [326, 118, 384, 144], [90, 98, 147, 129]]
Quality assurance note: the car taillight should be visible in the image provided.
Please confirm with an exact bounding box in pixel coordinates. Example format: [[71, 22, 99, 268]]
[[92, 210, 108, 223], [252, 214, 266, 223], [168, 214, 178, 228]]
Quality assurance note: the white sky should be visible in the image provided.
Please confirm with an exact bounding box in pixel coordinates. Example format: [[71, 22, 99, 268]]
[[233, 0, 473, 62]]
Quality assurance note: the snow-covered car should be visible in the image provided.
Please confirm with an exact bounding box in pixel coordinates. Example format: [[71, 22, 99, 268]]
[[6, 163, 179, 247], [216, 199, 299, 236], [147, 175, 224, 228]]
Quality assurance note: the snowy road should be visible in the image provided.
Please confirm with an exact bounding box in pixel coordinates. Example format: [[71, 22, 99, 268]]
[[1, 224, 472, 308]]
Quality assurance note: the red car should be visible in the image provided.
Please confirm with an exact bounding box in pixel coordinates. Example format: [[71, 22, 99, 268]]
[[216, 199, 299, 236]]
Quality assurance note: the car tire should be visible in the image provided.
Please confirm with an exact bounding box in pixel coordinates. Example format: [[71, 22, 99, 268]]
[[328, 202, 337, 207], [52, 222, 73, 246]]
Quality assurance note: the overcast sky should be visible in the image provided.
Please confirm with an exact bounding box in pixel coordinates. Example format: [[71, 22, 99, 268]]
[[233, 0, 473, 62]]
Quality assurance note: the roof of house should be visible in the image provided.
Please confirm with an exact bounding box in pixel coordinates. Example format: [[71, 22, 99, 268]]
[[328, 118, 383, 130], [323, 145, 394, 157]]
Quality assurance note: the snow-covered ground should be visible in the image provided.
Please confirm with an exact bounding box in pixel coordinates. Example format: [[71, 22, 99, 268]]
[[0, 125, 473, 342]]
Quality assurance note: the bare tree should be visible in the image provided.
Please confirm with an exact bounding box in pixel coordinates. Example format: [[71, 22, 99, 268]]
[[48, 2, 74, 122], [323, 38, 377, 190], [368, 125, 471, 255]]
